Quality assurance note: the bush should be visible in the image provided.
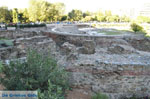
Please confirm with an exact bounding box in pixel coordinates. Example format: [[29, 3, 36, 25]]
[[6, 23, 46, 28], [92, 24, 96, 27], [130, 23, 143, 33], [0, 50, 69, 98], [92, 92, 108, 99]]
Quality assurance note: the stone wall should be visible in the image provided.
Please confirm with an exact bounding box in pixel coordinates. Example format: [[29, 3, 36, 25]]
[[1, 26, 150, 99], [0, 29, 57, 60], [44, 28, 150, 99]]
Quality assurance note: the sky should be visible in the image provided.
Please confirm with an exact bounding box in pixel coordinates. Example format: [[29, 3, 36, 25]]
[[0, 0, 149, 12]]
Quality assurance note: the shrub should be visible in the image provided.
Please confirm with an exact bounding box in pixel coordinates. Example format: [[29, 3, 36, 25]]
[[92, 92, 109, 99], [130, 23, 143, 33], [92, 24, 96, 27], [0, 50, 69, 98], [6, 23, 46, 28]]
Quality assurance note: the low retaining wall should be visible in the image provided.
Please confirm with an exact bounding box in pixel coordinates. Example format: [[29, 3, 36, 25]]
[[44, 30, 149, 52]]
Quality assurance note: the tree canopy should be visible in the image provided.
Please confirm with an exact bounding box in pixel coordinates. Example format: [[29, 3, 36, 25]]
[[68, 9, 83, 21], [0, 6, 12, 23], [28, 0, 65, 22], [1, 0, 149, 23]]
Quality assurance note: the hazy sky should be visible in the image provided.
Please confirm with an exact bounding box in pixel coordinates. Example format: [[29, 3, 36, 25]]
[[0, 0, 149, 12]]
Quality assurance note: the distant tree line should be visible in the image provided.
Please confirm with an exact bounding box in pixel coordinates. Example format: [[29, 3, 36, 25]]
[[0, 0, 149, 23], [0, 0, 65, 23]]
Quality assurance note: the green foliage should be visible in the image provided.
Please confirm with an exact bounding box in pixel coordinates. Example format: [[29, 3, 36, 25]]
[[16, 9, 30, 23], [28, 0, 65, 22], [0, 1, 133, 23], [18, 23, 46, 28], [92, 93, 108, 99], [68, 9, 83, 21], [6, 23, 46, 28], [120, 15, 130, 22], [82, 16, 93, 22], [12, 8, 19, 23], [92, 24, 96, 27], [38, 80, 66, 99], [83, 11, 91, 18], [61, 15, 67, 21], [130, 23, 144, 33], [0, 37, 9, 40], [0, 2, 134, 23], [94, 10, 130, 22], [0, 6, 12, 23], [105, 10, 112, 16], [21, 8, 30, 23], [137, 16, 150, 23], [0, 50, 69, 98]]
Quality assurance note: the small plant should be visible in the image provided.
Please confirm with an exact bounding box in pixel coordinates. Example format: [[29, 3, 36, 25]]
[[130, 23, 143, 33], [92, 24, 96, 27], [92, 92, 109, 99], [0, 50, 69, 98]]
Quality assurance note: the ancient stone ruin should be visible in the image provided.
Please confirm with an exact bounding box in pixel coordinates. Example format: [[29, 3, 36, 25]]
[[1, 24, 150, 99]]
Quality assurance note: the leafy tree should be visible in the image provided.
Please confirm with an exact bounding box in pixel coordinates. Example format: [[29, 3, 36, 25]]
[[54, 3, 65, 21], [120, 15, 130, 22], [17, 9, 25, 23], [96, 10, 105, 22], [28, 0, 41, 22], [47, 3, 65, 22], [61, 15, 67, 21], [105, 10, 112, 16], [39, 1, 51, 22], [105, 10, 112, 22], [107, 15, 120, 22], [68, 9, 83, 21], [82, 16, 93, 22], [0, 6, 12, 23], [47, 3, 59, 22], [12, 8, 18, 23], [28, 0, 65, 22], [23, 8, 29, 23], [83, 11, 91, 18], [137, 16, 150, 23], [113, 15, 120, 22]]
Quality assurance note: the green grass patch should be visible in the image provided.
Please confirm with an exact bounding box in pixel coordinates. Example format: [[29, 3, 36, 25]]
[[97, 29, 133, 35], [0, 37, 9, 40], [92, 93, 108, 99]]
